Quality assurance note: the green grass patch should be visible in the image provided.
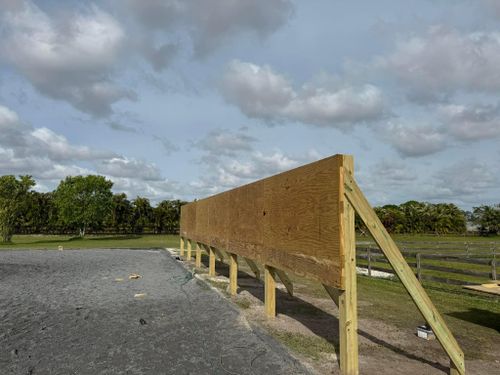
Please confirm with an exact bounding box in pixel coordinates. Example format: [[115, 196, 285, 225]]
[[270, 330, 336, 360], [357, 275, 499, 360], [0, 234, 179, 250]]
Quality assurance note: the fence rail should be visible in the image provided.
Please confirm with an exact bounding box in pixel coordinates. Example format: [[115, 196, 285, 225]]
[[356, 246, 497, 287]]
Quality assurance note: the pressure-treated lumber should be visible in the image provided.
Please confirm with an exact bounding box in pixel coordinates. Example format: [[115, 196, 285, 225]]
[[212, 247, 226, 261], [186, 239, 192, 261], [244, 257, 261, 279], [343, 169, 465, 375], [338, 156, 359, 375], [323, 284, 340, 307], [229, 253, 238, 296], [264, 265, 276, 317], [180, 237, 185, 257], [275, 269, 293, 297], [195, 243, 201, 268], [180, 155, 345, 288], [208, 246, 216, 277]]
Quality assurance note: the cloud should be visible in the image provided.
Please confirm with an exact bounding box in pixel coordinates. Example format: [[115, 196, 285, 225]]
[[376, 26, 500, 102], [123, 0, 293, 57], [191, 130, 321, 195], [381, 121, 446, 157], [0, 104, 180, 202], [195, 129, 257, 157], [0, 2, 134, 117], [221, 60, 386, 129], [95, 157, 163, 181], [0, 105, 115, 161], [424, 159, 497, 201], [371, 159, 418, 184], [438, 103, 500, 141]]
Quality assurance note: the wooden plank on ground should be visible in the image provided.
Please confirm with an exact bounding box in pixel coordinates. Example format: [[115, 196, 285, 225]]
[[463, 284, 500, 296], [343, 169, 465, 375]]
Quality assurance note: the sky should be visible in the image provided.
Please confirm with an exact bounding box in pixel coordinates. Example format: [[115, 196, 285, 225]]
[[0, 0, 499, 210]]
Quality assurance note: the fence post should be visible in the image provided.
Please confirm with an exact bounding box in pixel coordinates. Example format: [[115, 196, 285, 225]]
[[367, 248, 372, 277], [416, 253, 422, 282]]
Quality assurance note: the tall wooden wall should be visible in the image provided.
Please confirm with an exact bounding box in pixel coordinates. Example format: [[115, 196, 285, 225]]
[[180, 154, 347, 288]]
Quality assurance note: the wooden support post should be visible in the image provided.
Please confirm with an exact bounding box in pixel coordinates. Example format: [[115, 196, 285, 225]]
[[195, 242, 201, 268], [339, 155, 359, 375], [264, 265, 276, 317], [343, 168, 465, 375], [491, 259, 497, 281], [186, 239, 192, 261], [208, 246, 216, 277], [180, 237, 185, 257], [275, 269, 294, 297], [229, 253, 238, 296], [244, 257, 261, 279]]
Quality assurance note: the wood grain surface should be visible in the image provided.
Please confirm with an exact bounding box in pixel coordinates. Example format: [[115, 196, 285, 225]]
[[180, 154, 347, 288]]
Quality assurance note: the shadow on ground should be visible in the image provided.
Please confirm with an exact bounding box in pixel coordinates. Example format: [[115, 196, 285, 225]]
[[447, 308, 500, 333], [200, 255, 450, 374]]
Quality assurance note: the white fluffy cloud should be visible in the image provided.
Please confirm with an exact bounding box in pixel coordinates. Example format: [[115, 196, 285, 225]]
[[0, 2, 134, 117], [377, 26, 500, 102], [382, 122, 446, 157], [0, 104, 180, 202], [221, 60, 386, 129]]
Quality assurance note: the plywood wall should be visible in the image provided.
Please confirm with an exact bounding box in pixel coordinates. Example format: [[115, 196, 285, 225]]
[[180, 154, 348, 288]]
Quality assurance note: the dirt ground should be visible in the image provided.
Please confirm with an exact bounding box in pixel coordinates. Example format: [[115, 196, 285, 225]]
[[0, 249, 310, 375], [181, 251, 499, 375]]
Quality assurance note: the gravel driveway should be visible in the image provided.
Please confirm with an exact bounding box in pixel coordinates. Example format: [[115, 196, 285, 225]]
[[0, 249, 308, 375]]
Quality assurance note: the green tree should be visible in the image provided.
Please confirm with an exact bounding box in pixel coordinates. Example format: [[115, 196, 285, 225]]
[[153, 199, 186, 234], [472, 204, 500, 235], [0, 175, 35, 242], [131, 197, 153, 233], [107, 193, 132, 233], [54, 175, 113, 237], [18, 191, 58, 234]]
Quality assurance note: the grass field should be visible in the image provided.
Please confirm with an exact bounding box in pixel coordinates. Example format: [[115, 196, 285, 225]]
[[0, 234, 179, 250]]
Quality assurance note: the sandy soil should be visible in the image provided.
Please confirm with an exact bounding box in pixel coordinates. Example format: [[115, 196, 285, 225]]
[[0, 249, 309, 375]]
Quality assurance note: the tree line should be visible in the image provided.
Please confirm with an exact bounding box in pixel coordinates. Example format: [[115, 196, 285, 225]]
[[0, 175, 185, 242], [367, 201, 499, 235], [0, 175, 498, 243]]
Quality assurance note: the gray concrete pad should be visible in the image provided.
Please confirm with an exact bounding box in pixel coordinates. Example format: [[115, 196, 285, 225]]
[[0, 249, 309, 375]]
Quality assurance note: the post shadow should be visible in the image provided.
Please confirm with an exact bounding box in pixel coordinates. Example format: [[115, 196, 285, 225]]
[[197, 254, 450, 373]]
